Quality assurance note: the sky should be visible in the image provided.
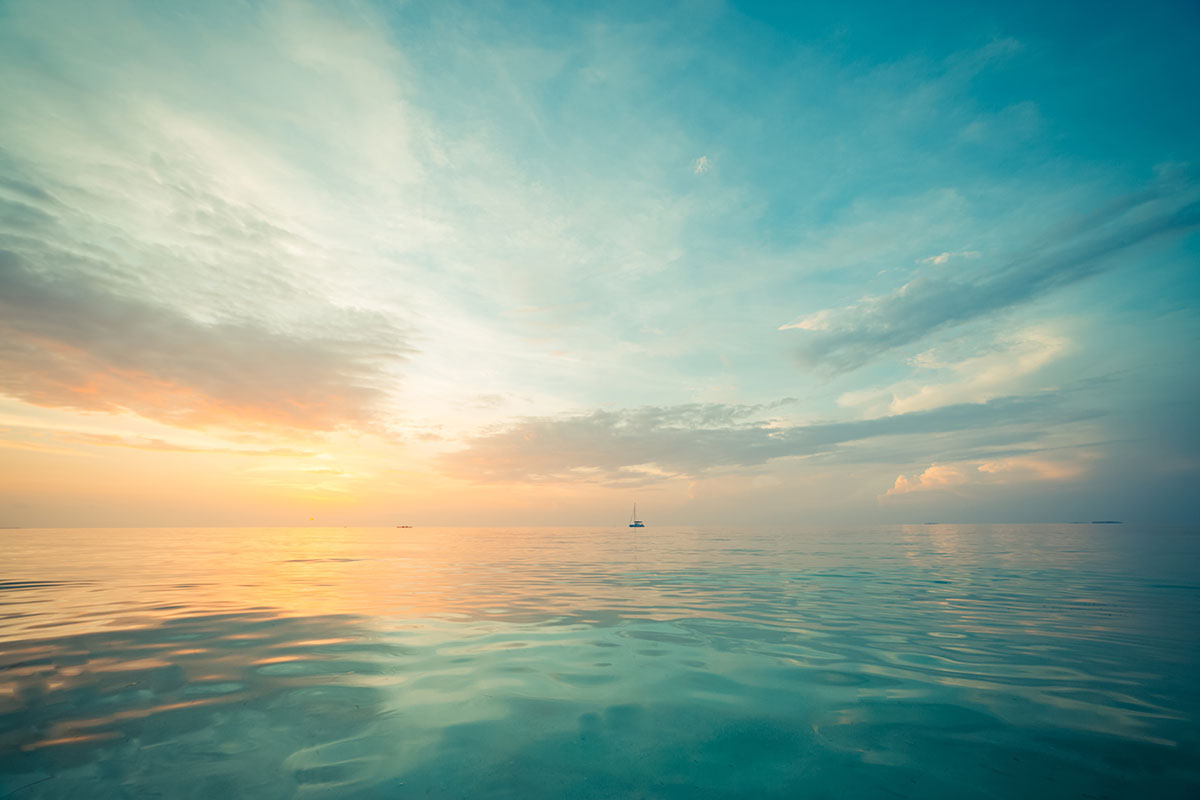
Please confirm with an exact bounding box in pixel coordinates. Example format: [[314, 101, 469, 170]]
[[0, 0, 1198, 527]]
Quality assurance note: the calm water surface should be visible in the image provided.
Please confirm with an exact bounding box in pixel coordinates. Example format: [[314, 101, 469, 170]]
[[1, 525, 1198, 798]]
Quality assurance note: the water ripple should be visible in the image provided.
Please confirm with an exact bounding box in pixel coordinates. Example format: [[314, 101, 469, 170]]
[[0, 524, 1197, 798]]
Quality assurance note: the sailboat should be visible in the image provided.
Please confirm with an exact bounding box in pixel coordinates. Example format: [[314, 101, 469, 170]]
[[629, 503, 645, 528]]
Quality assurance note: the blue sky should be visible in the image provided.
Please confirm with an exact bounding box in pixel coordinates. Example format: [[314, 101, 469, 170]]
[[0, 0, 1197, 525]]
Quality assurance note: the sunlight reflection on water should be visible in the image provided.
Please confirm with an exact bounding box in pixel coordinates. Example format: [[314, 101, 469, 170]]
[[1, 525, 1198, 798]]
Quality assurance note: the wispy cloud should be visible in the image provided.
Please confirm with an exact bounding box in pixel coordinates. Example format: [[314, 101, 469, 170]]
[[918, 250, 980, 265], [782, 180, 1200, 372], [442, 394, 1092, 483], [838, 326, 1069, 415], [0, 1, 438, 434], [0, 252, 410, 431]]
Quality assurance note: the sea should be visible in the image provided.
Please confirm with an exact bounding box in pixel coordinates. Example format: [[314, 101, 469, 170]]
[[1, 524, 1197, 799]]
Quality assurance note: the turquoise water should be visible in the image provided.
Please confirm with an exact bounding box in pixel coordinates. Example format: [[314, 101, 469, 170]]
[[1, 525, 1197, 798]]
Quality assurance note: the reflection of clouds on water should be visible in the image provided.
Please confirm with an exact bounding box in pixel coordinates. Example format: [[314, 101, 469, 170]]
[[1, 526, 1199, 797], [1, 612, 391, 796]]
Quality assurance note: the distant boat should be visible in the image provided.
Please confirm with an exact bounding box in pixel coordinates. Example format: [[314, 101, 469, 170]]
[[629, 503, 645, 528]]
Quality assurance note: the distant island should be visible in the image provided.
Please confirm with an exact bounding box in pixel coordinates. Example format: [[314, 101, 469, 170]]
[[916, 521, 1124, 525]]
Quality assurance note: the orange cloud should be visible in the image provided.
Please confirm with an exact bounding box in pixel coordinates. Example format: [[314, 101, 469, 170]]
[[0, 253, 410, 433], [885, 452, 1099, 497], [977, 454, 1092, 481], [885, 463, 971, 496]]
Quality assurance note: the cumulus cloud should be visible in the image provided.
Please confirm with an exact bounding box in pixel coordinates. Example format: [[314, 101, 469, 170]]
[[884, 452, 1098, 497], [782, 181, 1200, 372], [0, 252, 409, 431], [885, 463, 970, 495], [442, 394, 1092, 484]]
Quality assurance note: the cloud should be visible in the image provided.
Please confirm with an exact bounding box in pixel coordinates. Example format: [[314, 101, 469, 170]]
[[884, 463, 970, 495], [0, 252, 410, 431], [782, 181, 1200, 372], [0, 0, 732, 441], [884, 452, 1098, 497], [838, 326, 1069, 416], [960, 101, 1043, 145], [0, 1, 433, 434], [441, 394, 1093, 483], [977, 454, 1093, 481], [918, 250, 980, 265]]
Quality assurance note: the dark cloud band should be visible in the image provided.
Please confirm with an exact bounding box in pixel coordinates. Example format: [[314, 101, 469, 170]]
[[441, 394, 1094, 483]]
